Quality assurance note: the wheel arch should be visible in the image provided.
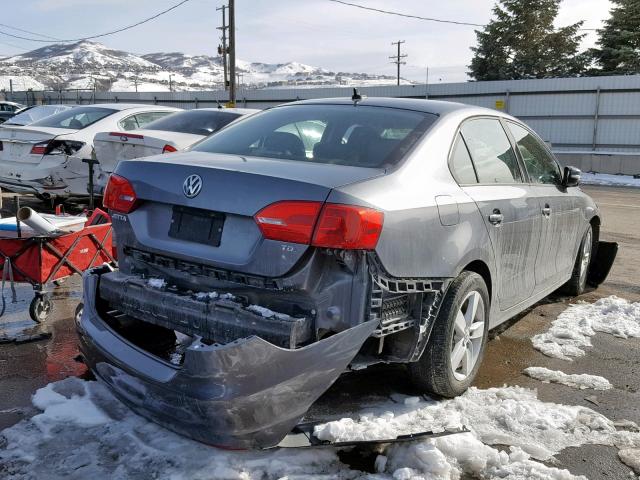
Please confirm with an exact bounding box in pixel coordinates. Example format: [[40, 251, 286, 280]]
[[462, 259, 492, 301]]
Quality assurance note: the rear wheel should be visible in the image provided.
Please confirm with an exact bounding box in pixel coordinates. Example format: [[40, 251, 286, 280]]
[[29, 294, 53, 323], [408, 271, 490, 398], [561, 225, 593, 296]]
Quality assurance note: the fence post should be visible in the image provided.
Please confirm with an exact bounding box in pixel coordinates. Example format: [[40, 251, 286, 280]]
[[592, 87, 601, 151], [154, 96, 158, 105], [195, 97, 199, 109]]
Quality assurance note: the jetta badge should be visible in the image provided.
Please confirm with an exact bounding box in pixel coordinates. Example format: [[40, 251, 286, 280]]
[[183, 174, 202, 198]]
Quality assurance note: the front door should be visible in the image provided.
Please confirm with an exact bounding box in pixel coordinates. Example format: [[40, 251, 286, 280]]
[[504, 121, 583, 290]]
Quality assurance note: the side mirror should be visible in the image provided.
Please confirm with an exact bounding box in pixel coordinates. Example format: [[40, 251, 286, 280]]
[[562, 166, 581, 187]]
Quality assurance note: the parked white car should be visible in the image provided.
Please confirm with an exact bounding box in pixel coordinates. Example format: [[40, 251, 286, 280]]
[[2, 104, 74, 127], [93, 108, 258, 178], [0, 104, 180, 199]]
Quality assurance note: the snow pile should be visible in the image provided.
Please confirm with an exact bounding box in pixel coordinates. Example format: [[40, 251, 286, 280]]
[[524, 367, 613, 390], [532, 296, 640, 360], [580, 172, 640, 188], [2, 379, 639, 479], [313, 386, 640, 461]]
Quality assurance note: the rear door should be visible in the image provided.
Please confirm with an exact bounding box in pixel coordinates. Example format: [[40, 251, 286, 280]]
[[505, 121, 583, 289], [458, 117, 542, 311]]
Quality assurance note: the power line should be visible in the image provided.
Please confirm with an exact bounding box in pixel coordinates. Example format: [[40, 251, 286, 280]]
[[327, 0, 600, 31], [0, 0, 194, 43], [0, 23, 61, 41], [328, 0, 484, 27]]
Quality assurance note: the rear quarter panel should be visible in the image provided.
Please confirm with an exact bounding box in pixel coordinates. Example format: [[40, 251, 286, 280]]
[[331, 111, 495, 281]]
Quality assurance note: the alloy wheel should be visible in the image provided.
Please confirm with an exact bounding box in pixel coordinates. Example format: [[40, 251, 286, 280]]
[[450, 290, 485, 381]]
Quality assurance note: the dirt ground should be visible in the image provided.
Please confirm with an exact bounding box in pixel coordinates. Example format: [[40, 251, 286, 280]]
[[0, 185, 638, 479]]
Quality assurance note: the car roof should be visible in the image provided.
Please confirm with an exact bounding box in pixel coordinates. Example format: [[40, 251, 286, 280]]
[[187, 107, 259, 114], [286, 97, 507, 118], [0, 101, 24, 107], [83, 103, 181, 111]]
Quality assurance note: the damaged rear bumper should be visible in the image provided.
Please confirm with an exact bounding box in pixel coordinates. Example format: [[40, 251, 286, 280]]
[[77, 267, 377, 449]]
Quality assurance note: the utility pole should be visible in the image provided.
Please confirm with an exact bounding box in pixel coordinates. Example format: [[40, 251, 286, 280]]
[[217, 4, 228, 91], [389, 40, 407, 86], [228, 0, 236, 106], [169, 74, 173, 92]]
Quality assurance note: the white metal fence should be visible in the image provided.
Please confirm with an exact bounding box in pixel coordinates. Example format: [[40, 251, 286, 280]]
[[5, 75, 640, 175]]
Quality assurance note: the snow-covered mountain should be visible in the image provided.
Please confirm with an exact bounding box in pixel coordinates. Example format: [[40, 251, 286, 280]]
[[0, 41, 405, 92]]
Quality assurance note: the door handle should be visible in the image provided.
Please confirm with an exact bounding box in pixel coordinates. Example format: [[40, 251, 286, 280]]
[[488, 209, 503, 225], [542, 204, 552, 217]]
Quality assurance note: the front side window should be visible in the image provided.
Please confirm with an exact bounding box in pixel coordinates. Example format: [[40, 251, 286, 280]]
[[31, 106, 116, 129], [507, 121, 562, 185], [461, 118, 523, 184], [449, 133, 478, 184], [192, 104, 437, 168]]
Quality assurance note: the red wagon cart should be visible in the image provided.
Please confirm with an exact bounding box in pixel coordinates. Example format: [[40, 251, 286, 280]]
[[0, 209, 115, 322]]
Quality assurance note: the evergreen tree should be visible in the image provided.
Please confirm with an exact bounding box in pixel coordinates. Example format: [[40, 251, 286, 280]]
[[592, 0, 640, 75], [469, 0, 587, 80]]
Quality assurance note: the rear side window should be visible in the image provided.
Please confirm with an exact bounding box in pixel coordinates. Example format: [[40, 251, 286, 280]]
[[192, 104, 437, 168], [31, 106, 116, 129], [144, 110, 242, 136], [449, 133, 478, 184], [506, 121, 562, 185], [134, 111, 174, 129], [461, 118, 523, 184]]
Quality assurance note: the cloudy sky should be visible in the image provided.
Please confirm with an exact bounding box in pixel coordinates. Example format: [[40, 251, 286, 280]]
[[2, 0, 613, 82]]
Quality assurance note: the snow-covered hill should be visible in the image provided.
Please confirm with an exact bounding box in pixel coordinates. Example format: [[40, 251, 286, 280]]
[[0, 41, 405, 92]]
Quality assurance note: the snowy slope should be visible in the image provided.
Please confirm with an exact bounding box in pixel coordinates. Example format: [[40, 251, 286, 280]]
[[0, 41, 404, 92]]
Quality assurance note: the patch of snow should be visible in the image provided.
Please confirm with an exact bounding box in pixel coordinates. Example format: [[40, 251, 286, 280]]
[[619, 448, 640, 474], [580, 173, 640, 188], [147, 278, 166, 289], [524, 367, 613, 390], [194, 291, 219, 300], [2, 379, 639, 479], [532, 296, 640, 361], [246, 304, 292, 320]]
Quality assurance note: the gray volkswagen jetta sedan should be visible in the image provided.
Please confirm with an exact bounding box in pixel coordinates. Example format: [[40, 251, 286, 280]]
[[78, 97, 616, 448]]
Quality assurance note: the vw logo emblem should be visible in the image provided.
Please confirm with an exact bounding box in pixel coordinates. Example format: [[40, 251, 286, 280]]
[[183, 174, 202, 198]]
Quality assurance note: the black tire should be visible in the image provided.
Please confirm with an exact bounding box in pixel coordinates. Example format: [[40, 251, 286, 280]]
[[408, 271, 490, 398], [29, 294, 53, 323], [560, 225, 593, 296]]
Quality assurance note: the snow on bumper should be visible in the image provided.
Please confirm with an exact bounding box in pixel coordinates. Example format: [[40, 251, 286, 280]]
[[77, 268, 377, 449]]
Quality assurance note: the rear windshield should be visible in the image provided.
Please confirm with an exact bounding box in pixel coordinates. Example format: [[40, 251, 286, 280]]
[[4, 105, 73, 126], [144, 109, 242, 136], [191, 104, 436, 168], [30, 106, 116, 129]]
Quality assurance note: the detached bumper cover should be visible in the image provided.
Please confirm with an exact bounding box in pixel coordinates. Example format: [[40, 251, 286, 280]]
[[77, 269, 377, 449]]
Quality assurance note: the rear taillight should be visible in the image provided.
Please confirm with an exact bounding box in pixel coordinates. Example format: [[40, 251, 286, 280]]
[[30, 141, 49, 155], [254, 201, 383, 250], [103, 174, 139, 214], [255, 201, 322, 244], [312, 204, 384, 250], [162, 144, 178, 153]]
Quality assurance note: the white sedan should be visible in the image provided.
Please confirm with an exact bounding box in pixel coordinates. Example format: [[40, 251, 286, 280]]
[[93, 108, 258, 182], [0, 104, 180, 199]]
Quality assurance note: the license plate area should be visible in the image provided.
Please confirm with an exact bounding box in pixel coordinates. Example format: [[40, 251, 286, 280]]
[[168, 205, 225, 246]]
